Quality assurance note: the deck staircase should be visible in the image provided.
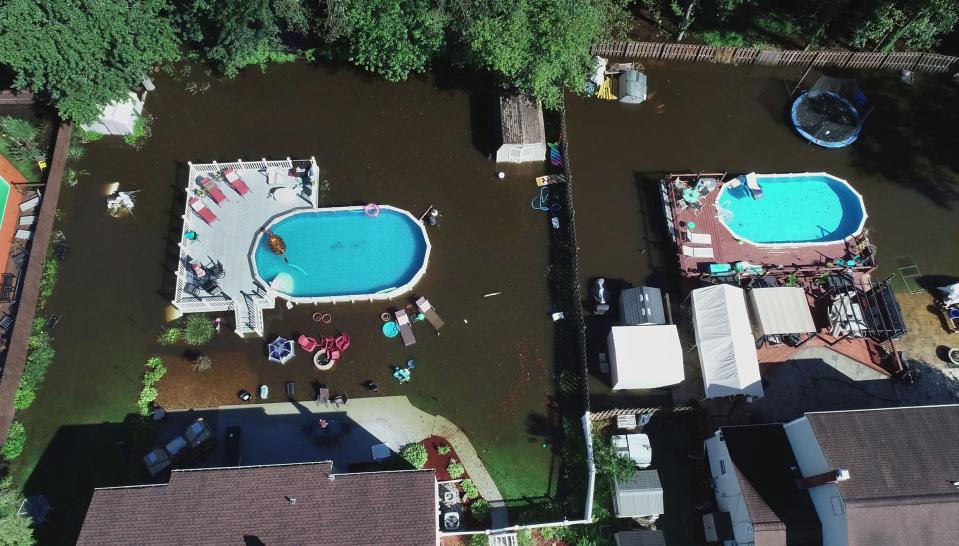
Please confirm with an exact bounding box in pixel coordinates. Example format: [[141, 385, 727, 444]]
[[235, 286, 275, 337]]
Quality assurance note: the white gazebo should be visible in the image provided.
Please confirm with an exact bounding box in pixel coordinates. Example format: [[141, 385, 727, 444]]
[[691, 285, 763, 399], [746, 286, 816, 338], [608, 325, 684, 390]]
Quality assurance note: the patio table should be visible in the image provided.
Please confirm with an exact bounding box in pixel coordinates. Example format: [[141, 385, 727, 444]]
[[682, 188, 701, 204]]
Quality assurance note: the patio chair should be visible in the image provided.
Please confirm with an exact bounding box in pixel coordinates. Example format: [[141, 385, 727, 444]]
[[415, 297, 445, 330], [315, 387, 330, 407], [395, 309, 416, 346], [682, 245, 714, 259], [222, 167, 250, 197], [0, 274, 16, 302], [198, 177, 229, 205], [182, 282, 200, 297], [333, 393, 347, 407], [205, 259, 226, 279], [298, 335, 319, 353], [188, 197, 217, 224], [684, 231, 712, 245]]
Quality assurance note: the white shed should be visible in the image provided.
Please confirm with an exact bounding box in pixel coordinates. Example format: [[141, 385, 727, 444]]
[[613, 470, 664, 518], [691, 285, 763, 399], [608, 325, 684, 390], [495, 95, 546, 163], [80, 92, 144, 136]]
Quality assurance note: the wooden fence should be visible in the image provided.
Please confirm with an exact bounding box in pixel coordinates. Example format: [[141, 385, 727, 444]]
[[591, 41, 958, 73]]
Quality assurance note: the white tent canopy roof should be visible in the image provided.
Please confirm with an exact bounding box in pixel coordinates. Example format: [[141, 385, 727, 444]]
[[608, 325, 684, 390], [747, 286, 816, 336], [691, 285, 763, 399], [80, 91, 144, 136]]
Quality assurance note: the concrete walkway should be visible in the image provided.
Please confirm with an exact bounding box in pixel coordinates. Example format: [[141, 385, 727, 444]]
[[192, 396, 508, 528]]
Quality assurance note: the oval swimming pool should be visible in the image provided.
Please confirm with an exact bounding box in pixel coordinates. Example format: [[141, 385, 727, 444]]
[[715, 173, 867, 245], [252, 206, 429, 300]]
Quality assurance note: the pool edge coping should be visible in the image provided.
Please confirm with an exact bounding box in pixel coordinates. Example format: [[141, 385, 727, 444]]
[[249, 204, 431, 305], [713, 171, 868, 249]]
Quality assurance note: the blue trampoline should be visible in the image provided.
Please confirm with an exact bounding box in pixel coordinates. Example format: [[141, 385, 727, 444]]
[[790, 90, 862, 148]]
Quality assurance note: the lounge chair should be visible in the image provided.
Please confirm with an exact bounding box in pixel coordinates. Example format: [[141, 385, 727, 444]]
[[14, 229, 32, 241], [19, 196, 39, 211], [298, 335, 319, 353], [333, 394, 347, 407], [222, 168, 250, 196], [745, 173, 764, 199], [197, 177, 228, 205], [415, 297, 445, 330], [395, 309, 416, 346], [682, 245, 714, 259], [684, 231, 712, 245], [18, 216, 35, 226], [182, 282, 200, 297], [188, 197, 217, 224]]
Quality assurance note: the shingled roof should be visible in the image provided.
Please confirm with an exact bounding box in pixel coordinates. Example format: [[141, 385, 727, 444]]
[[721, 424, 822, 546], [499, 95, 545, 145], [76, 462, 437, 546], [805, 405, 959, 546]]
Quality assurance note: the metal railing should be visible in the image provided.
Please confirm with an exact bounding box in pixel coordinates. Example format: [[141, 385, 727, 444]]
[[591, 41, 958, 73]]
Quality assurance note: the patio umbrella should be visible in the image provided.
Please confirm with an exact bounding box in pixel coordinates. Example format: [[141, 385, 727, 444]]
[[268, 336, 295, 364]]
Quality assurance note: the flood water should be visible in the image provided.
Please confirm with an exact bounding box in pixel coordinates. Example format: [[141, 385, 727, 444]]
[[13, 62, 558, 544]]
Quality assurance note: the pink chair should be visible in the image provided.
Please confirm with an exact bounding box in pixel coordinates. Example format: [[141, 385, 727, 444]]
[[334, 333, 351, 352], [198, 177, 228, 204], [223, 168, 250, 197], [188, 197, 217, 224], [298, 335, 319, 353]]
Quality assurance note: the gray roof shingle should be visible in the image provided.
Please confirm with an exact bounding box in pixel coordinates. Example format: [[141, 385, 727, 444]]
[[721, 424, 822, 546], [806, 405, 959, 546], [76, 462, 437, 546]]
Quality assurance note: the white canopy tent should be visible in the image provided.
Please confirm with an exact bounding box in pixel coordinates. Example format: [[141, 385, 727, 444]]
[[747, 286, 816, 337], [80, 92, 144, 136], [691, 285, 763, 399], [608, 325, 684, 390]]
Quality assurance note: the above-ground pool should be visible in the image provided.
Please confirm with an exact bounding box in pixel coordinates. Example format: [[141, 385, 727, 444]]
[[252, 206, 429, 300], [716, 173, 866, 245]]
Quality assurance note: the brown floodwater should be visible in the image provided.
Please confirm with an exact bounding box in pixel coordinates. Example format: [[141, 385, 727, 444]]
[[14, 62, 561, 543]]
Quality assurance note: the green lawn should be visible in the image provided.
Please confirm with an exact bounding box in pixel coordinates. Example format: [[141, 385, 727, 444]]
[[0, 136, 42, 183]]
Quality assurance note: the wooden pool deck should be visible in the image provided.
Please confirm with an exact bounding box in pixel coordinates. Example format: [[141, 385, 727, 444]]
[[660, 173, 874, 279]]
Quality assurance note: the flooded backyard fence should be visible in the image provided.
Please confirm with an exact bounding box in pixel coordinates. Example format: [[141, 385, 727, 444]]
[[0, 123, 71, 443], [591, 42, 959, 73]]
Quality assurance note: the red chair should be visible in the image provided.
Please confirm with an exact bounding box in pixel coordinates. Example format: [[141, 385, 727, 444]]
[[198, 176, 228, 204], [223, 167, 250, 197], [297, 335, 319, 353], [188, 197, 217, 224]]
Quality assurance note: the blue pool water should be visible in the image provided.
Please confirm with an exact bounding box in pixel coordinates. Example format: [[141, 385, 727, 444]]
[[716, 174, 865, 244], [254, 208, 428, 297]]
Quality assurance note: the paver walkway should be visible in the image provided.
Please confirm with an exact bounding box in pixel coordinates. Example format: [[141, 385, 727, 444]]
[[190, 395, 508, 528]]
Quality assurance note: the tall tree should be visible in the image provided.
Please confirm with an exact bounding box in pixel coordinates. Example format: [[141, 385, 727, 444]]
[[324, 0, 446, 81], [0, 484, 34, 546], [175, 0, 311, 77], [851, 0, 959, 51], [0, 0, 179, 123], [458, 0, 628, 108]]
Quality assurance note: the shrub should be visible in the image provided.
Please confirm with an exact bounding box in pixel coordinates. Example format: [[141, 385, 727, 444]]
[[470, 498, 490, 521], [701, 29, 746, 48], [1, 421, 26, 460], [192, 355, 213, 372], [123, 115, 151, 148], [15, 319, 55, 410], [516, 529, 534, 546], [592, 434, 636, 483], [143, 357, 167, 386], [447, 459, 465, 479], [468, 535, 487, 546], [436, 444, 450, 455], [74, 126, 104, 143], [0, 482, 35, 544], [66, 143, 85, 160], [400, 442, 428, 469], [540, 525, 574, 541], [157, 326, 183, 345], [38, 259, 58, 309], [0, 116, 42, 162], [137, 386, 159, 416], [460, 479, 479, 500], [183, 316, 215, 345]]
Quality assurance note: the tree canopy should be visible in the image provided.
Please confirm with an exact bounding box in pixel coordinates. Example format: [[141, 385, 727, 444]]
[[0, 484, 34, 546], [0, 0, 179, 123]]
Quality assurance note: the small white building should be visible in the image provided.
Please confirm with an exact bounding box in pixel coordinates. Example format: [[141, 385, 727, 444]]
[[608, 325, 684, 390], [691, 284, 763, 399], [495, 95, 546, 163], [613, 470, 664, 519], [81, 92, 145, 136]]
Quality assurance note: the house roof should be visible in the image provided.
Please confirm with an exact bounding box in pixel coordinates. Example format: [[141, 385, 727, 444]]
[[721, 424, 822, 546], [76, 462, 437, 546], [499, 95, 545, 145], [806, 405, 959, 546]]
